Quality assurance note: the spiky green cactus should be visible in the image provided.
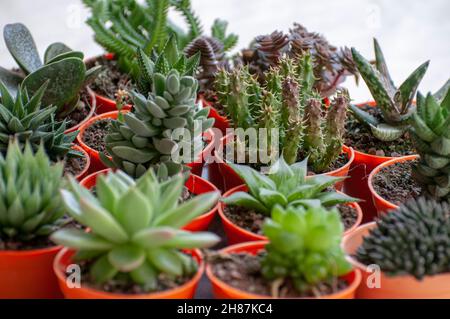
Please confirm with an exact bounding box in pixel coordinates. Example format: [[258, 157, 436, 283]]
[[349, 39, 429, 141], [410, 81, 450, 201]]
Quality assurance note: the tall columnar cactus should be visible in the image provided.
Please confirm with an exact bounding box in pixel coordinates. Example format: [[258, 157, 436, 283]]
[[51, 169, 219, 290], [216, 56, 350, 171], [0, 82, 79, 161], [102, 48, 214, 178], [0, 23, 101, 117], [0, 141, 65, 241], [349, 39, 429, 141], [410, 82, 450, 201], [356, 197, 450, 280]]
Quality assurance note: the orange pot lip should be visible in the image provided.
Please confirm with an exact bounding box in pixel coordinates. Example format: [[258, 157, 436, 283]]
[[368, 154, 420, 212], [0, 244, 62, 257], [64, 86, 97, 134], [206, 241, 362, 299], [219, 185, 362, 240], [216, 133, 355, 177], [53, 247, 204, 299], [71, 144, 91, 180]]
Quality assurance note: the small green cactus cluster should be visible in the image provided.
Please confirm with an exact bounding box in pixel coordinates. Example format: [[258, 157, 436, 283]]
[[349, 39, 429, 141], [0, 141, 66, 241], [410, 81, 450, 201], [356, 197, 450, 280], [261, 204, 352, 294], [0, 23, 101, 117], [102, 46, 214, 178], [216, 55, 350, 172], [52, 169, 219, 289], [0, 82, 79, 161]]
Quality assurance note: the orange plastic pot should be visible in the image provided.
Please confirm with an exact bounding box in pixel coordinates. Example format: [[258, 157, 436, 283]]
[[80, 169, 219, 232], [214, 133, 355, 192], [64, 87, 96, 134], [343, 222, 450, 298], [219, 185, 363, 245], [72, 144, 91, 181], [54, 247, 204, 299], [206, 241, 361, 299], [0, 245, 63, 298], [198, 94, 230, 135], [368, 155, 419, 216]]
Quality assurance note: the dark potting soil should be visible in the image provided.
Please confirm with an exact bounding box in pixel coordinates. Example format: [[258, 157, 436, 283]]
[[82, 118, 112, 154], [63, 154, 87, 177], [311, 152, 348, 174], [86, 55, 133, 100], [372, 160, 422, 206], [224, 203, 357, 235], [344, 104, 415, 157], [209, 251, 348, 298], [58, 88, 92, 130], [202, 89, 226, 117], [76, 255, 194, 295]]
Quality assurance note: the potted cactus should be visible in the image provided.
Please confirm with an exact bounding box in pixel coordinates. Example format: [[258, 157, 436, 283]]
[[219, 156, 361, 244], [52, 169, 219, 299], [343, 39, 429, 219], [343, 197, 450, 299], [214, 56, 354, 191], [0, 82, 90, 180], [0, 141, 72, 298], [0, 23, 101, 132], [368, 81, 450, 215], [207, 204, 361, 299]]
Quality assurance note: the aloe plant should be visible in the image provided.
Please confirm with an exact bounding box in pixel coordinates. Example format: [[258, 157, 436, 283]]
[[410, 80, 450, 201], [223, 156, 358, 216], [0, 23, 101, 116], [51, 169, 219, 290], [349, 39, 429, 141]]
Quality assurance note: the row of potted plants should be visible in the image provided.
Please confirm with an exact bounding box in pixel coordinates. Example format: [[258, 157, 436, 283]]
[[0, 0, 449, 299]]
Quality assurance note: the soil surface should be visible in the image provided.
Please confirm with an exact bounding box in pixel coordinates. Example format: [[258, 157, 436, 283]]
[[76, 255, 194, 294], [86, 56, 133, 100], [58, 88, 92, 130], [344, 104, 415, 157], [63, 154, 87, 177], [372, 160, 422, 206], [224, 202, 357, 235], [82, 118, 112, 154], [209, 251, 348, 298]]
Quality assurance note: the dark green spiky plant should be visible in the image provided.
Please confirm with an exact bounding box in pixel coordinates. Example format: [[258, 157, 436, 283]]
[[83, 0, 237, 79], [0, 23, 101, 117], [356, 197, 450, 280], [262, 204, 352, 295], [0, 82, 79, 161], [101, 44, 214, 178], [223, 156, 358, 216], [349, 39, 429, 141], [410, 81, 450, 201], [51, 169, 219, 290], [0, 140, 66, 241], [216, 56, 350, 172]]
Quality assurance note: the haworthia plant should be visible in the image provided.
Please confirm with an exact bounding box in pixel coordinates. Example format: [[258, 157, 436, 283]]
[[0, 23, 102, 116], [349, 39, 429, 141]]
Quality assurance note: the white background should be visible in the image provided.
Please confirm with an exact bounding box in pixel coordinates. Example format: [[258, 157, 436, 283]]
[[0, 0, 449, 102]]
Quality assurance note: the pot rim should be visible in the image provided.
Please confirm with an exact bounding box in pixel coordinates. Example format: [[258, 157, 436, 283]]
[[0, 244, 62, 257], [71, 144, 91, 180], [64, 86, 97, 134]]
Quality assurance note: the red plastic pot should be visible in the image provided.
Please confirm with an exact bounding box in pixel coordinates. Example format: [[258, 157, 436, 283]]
[[54, 248, 204, 299], [80, 169, 219, 232], [0, 245, 63, 298], [198, 94, 230, 135], [219, 185, 363, 245], [206, 241, 361, 299], [64, 87, 97, 134], [71, 144, 91, 182], [343, 222, 450, 298], [214, 133, 355, 193], [368, 155, 419, 216]]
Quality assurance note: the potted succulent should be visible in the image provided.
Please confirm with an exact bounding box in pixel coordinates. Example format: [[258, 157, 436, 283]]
[[0, 82, 90, 180], [52, 169, 220, 299], [0, 141, 72, 298], [343, 197, 450, 298], [343, 39, 429, 219], [214, 56, 354, 192], [368, 82, 450, 215], [207, 204, 361, 299], [0, 23, 101, 132], [219, 156, 361, 244]]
